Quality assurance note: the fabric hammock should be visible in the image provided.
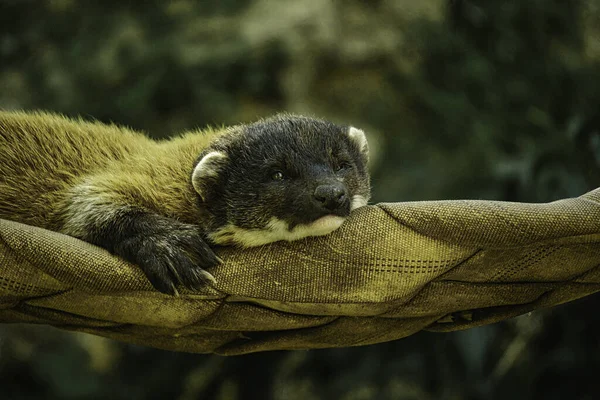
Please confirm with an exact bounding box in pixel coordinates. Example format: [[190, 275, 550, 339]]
[[1, 188, 599, 355]]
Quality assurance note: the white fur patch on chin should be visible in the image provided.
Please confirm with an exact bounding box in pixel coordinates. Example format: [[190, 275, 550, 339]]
[[209, 215, 346, 247], [351, 194, 368, 211]]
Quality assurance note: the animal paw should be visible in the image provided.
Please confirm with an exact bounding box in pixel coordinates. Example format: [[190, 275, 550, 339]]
[[115, 224, 220, 295]]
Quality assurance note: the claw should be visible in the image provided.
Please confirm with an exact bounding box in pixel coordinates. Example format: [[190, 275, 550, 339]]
[[171, 282, 180, 297], [165, 258, 184, 286], [197, 269, 217, 285]]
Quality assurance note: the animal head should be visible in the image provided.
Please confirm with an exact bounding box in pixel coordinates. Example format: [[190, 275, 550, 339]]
[[192, 114, 370, 247]]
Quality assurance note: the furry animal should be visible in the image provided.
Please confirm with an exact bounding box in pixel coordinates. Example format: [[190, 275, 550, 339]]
[[0, 111, 371, 294]]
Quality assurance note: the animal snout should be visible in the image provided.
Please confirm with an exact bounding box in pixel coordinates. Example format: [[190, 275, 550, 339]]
[[313, 183, 347, 212]]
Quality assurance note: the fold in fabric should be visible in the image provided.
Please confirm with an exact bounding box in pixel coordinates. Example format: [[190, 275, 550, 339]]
[[1, 189, 599, 355]]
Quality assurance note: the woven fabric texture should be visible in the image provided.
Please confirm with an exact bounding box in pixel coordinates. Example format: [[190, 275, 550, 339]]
[[1, 189, 599, 355]]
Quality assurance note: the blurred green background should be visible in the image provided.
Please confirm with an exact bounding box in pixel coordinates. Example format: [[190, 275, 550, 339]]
[[1, 0, 600, 399]]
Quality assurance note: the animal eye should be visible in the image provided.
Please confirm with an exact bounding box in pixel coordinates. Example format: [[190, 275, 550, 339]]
[[335, 161, 352, 172], [271, 171, 285, 181]]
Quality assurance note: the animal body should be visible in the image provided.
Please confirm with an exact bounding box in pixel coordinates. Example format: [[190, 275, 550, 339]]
[[0, 111, 370, 294]]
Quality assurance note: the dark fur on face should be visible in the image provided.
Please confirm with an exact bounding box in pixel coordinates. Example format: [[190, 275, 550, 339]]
[[192, 114, 370, 246]]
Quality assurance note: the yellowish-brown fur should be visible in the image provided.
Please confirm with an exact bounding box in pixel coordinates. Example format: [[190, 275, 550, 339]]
[[0, 110, 222, 234]]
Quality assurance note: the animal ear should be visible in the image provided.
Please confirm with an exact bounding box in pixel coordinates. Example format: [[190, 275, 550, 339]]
[[347, 127, 369, 160], [192, 151, 228, 201]]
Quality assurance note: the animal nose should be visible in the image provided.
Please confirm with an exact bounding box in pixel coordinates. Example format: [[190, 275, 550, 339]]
[[313, 183, 347, 211]]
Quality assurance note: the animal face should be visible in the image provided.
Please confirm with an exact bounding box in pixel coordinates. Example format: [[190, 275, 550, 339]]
[[192, 114, 370, 247]]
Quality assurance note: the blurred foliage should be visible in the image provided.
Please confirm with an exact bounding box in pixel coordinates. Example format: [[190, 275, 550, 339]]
[[1, 0, 600, 399]]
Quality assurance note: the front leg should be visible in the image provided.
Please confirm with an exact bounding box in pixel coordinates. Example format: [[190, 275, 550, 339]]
[[107, 211, 219, 295], [60, 181, 219, 295]]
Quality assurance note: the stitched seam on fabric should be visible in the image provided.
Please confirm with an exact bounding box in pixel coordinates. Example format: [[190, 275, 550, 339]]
[[492, 246, 561, 281], [0, 276, 40, 295], [436, 249, 482, 279]]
